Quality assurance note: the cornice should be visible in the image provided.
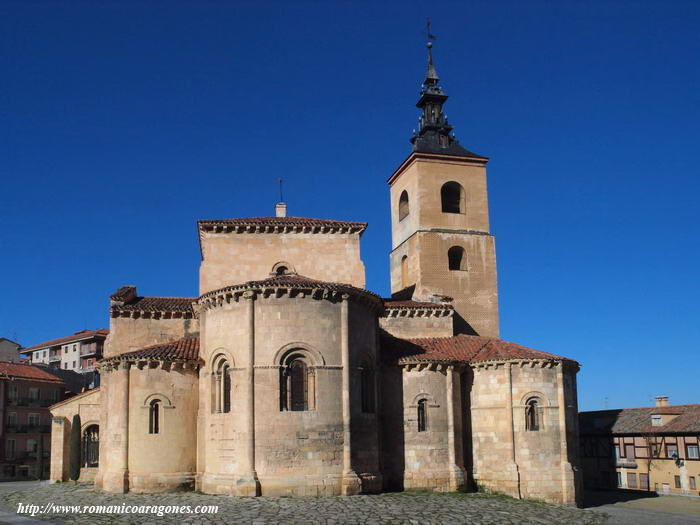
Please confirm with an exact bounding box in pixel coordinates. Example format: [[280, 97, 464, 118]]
[[198, 282, 383, 313], [387, 151, 489, 186]]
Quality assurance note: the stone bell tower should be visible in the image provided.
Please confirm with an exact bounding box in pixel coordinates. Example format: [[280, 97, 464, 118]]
[[388, 40, 499, 337]]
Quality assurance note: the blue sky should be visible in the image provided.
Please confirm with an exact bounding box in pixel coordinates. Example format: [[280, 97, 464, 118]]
[[1, 1, 698, 411]]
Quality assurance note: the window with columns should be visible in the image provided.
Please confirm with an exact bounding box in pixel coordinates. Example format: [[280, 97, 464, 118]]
[[525, 398, 541, 431], [212, 356, 232, 414], [280, 352, 315, 411]]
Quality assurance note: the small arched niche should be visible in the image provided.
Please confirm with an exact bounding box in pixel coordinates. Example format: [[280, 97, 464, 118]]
[[271, 261, 296, 276]]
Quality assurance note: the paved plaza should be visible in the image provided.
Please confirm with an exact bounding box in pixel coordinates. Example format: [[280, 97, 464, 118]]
[[0, 482, 608, 525]]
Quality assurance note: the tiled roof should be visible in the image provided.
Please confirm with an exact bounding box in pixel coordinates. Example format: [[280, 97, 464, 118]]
[[200, 274, 382, 306], [111, 296, 196, 314], [104, 337, 200, 362], [199, 216, 367, 229], [0, 362, 65, 384], [381, 331, 573, 365], [23, 329, 109, 353], [580, 405, 700, 435], [49, 387, 100, 410]]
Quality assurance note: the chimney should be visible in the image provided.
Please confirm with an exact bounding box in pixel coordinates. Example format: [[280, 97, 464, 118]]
[[655, 396, 669, 407], [275, 202, 287, 218]]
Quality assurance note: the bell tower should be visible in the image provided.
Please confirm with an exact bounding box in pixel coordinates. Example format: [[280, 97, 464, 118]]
[[388, 39, 499, 337]]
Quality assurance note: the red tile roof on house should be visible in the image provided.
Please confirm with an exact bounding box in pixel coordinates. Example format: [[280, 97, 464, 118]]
[[0, 362, 65, 384], [103, 337, 200, 362], [23, 329, 109, 353], [580, 405, 700, 435], [381, 331, 574, 365], [198, 216, 367, 232]]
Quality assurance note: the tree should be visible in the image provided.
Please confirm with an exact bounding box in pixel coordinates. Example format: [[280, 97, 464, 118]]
[[641, 431, 664, 492], [68, 414, 81, 482]]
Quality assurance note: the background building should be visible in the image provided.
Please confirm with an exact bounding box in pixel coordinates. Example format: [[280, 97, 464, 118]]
[[0, 362, 66, 480], [0, 338, 22, 363], [580, 396, 700, 496], [22, 329, 108, 376]]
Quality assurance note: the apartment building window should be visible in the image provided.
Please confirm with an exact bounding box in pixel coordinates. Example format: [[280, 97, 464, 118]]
[[625, 444, 635, 459], [614, 445, 621, 459], [674, 475, 682, 489], [27, 414, 39, 427], [640, 473, 649, 490], [5, 439, 16, 459], [651, 415, 662, 426], [8, 385, 17, 401], [26, 439, 37, 454], [63, 362, 68, 369], [7, 413, 17, 426], [72, 361, 76, 369], [687, 444, 699, 459], [617, 472, 622, 487], [64, 347, 68, 354], [627, 473, 637, 489], [73, 344, 76, 352], [667, 443, 679, 458], [650, 442, 660, 457], [690, 477, 697, 490], [28, 388, 39, 401]]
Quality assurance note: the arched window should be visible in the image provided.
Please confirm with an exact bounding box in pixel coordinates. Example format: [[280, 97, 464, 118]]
[[400, 255, 409, 288], [441, 181, 465, 214], [280, 353, 314, 411], [398, 190, 409, 221], [275, 265, 288, 276], [417, 399, 428, 432], [149, 399, 161, 434], [361, 363, 375, 414], [526, 399, 540, 431], [82, 425, 99, 468], [448, 246, 466, 271], [212, 357, 232, 414]]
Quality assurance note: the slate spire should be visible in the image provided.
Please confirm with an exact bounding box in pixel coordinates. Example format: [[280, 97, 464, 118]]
[[410, 34, 482, 158]]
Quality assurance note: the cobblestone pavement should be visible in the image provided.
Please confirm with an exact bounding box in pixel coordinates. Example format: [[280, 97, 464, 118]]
[[0, 482, 608, 525]]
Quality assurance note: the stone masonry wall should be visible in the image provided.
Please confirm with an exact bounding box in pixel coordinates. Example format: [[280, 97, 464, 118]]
[[470, 361, 580, 505], [199, 231, 366, 295], [105, 317, 199, 359], [198, 293, 380, 496], [49, 388, 101, 482]]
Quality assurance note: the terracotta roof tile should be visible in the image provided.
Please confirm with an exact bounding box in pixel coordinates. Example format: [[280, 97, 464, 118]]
[[105, 337, 200, 362], [23, 329, 109, 353], [381, 331, 573, 365], [580, 405, 700, 435], [198, 216, 367, 231], [111, 296, 196, 314], [0, 362, 65, 384]]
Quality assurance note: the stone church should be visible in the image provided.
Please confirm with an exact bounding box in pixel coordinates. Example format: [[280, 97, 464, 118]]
[[49, 44, 582, 506]]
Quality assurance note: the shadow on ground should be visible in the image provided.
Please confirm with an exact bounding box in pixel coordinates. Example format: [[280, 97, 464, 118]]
[[585, 489, 659, 508]]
